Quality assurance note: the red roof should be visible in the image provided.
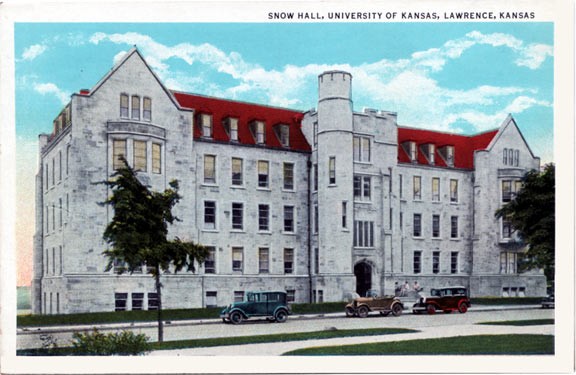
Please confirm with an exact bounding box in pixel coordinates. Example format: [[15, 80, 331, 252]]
[[172, 91, 311, 152], [398, 127, 498, 169]]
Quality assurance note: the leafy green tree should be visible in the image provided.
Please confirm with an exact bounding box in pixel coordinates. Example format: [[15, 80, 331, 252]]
[[496, 163, 555, 285], [101, 159, 208, 342]]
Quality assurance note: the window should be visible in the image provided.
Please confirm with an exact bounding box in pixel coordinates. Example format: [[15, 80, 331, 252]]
[[148, 293, 159, 310], [441, 145, 455, 166], [58, 151, 62, 182], [258, 204, 270, 231], [284, 206, 295, 232], [284, 248, 294, 274], [353, 136, 371, 162], [502, 218, 514, 239], [131, 95, 140, 120], [283, 163, 294, 190], [258, 160, 269, 188], [224, 117, 239, 141], [200, 114, 213, 138], [450, 216, 459, 238], [432, 214, 440, 238], [451, 252, 459, 273], [313, 122, 318, 146], [399, 174, 403, 199], [120, 94, 129, 118], [113, 259, 127, 274], [314, 248, 319, 274], [232, 203, 244, 230], [204, 201, 216, 230], [232, 247, 243, 272], [115, 293, 128, 311], [253, 121, 266, 144], [413, 214, 422, 237], [204, 247, 216, 274], [59, 198, 63, 228], [151, 143, 161, 174], [113, 139, 126, 170], [500, 252, 517, 274], [205, 291, 218, 308], [424, 144, 435, 164], [514, 150, 519, 166], [204, 155, 216, 184], [277, 124, 290, 147], [328, 157, 336, 184], [231, 158, 243, 186], [133, 140, 147, 171], [259, 248, 269, 273], [409, 141, 417, 162], [313, 164, 318, 191], [431, 177, 440, 201], [432, 251, 440, 274], [143, 97, 152, 121], [450, 179, 458, 203], [413, 176, 421, 200], [353, 175, 371, 201], [234, 291, 245, 302], [354, 220, 374, 247], [314, 203, 318, 233], [286, 290, 296, 303], [413, 251, 422, 274], [342, 201, 347, 229], [502, 180, 522, 202], [132, 293, 144, 310]]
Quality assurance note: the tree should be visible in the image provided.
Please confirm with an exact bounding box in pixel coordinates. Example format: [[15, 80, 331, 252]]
[[496, 163, 555, 285], [101, 159, 208, 342]]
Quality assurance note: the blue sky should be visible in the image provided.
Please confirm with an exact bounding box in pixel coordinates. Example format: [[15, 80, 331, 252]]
[[14, 22, 553, 285]]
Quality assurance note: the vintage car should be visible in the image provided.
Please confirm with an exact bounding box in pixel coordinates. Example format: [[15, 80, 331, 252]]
[[345, 292, 404, 318], [220, 291, 291, 324], [541, 294, 555, 309], [412, 286, 471, 314]]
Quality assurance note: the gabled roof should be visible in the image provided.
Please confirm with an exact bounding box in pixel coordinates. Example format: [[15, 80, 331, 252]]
[[398, 126, 498, 170], [172, 91, 311, 152]]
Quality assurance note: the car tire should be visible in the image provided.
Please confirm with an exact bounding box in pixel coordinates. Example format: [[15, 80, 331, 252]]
[[357, 305, 369, 318], [426, 304, 436, 315], [275, 309, 288, 323], [345, 306, 356, 317], [458, 302, 468, 313], [229, 311, 243, 324], [392, 303, 403, 316]]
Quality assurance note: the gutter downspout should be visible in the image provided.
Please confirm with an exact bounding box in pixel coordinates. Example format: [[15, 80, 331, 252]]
[[307, 160, 313, 303]]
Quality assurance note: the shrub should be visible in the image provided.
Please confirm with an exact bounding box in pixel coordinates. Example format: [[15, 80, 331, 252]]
[[72, 329, 151, 356]]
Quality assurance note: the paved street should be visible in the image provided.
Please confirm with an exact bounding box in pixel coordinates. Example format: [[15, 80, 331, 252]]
[[18, 305, 553, 354]]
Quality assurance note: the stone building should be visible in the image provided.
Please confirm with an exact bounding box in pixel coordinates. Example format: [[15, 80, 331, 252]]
[[32, 48, 546, 314]]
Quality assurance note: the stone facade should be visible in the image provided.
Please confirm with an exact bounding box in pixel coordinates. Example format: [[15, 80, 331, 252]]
[[32, 48, 546, 315]]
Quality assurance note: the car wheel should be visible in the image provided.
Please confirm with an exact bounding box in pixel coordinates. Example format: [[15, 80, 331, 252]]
[[229, 311, 243, 324], [392, 303, 403, 316], [357, 305, 369, 318], [380, 311, 391, 316], [275, 309, 288, 323], [345, 306, 356, 317], [458, 302, 468, 313], [426, 304, 436, 315]]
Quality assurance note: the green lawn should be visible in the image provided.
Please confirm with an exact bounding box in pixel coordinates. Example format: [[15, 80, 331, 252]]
[[478, 319, 554, 326], [283, 334, 554, 355], [18, 327, 416, 356]]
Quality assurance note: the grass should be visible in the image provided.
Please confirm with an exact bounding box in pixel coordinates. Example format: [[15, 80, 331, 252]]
[[283, 334, 554, 355], [478, 319, 554, 326], [17, 327, 416, 356]]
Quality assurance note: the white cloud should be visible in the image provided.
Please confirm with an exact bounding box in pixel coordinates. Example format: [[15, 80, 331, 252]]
[[87, 30, 551, 133], [22, 44, 47, 61], [34, 83, 70, 105]]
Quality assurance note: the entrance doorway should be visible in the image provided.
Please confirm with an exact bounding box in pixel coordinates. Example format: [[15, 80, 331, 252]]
[[354, 262, 372, 297]]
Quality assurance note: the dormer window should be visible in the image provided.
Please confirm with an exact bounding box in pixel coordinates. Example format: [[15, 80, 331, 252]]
[[251, 121, 266, 144], [422, 144, 435, 165], [438, 145, 455, 167], [200, 114, 213, 138], [275, 124, 290, 147], [401, 141, 418, 162], [223, 117, 239, 142]]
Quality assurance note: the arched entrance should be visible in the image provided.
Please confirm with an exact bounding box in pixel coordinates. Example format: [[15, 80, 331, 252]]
[[354, 262, 372, 297]]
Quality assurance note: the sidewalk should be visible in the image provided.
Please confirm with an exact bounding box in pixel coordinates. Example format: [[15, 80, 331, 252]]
[[18, 304, 542, 334]]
